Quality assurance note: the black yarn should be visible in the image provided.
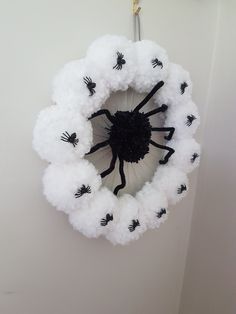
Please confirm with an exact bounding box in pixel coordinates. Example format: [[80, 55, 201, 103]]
[[100, 213, 113, 226], [186, 114, 196, 126], [61, 131, 79, 147], [75, 184, 91, 198], [128, 219, 140, 232], [180, 82, 188, 94], [88, 81, 176, 195], [177, 184, 187, 195], [157, 208, 166, 218], [113, 52, 126, 70], [83, 76, 96, 96], [151, 58, 163, 69]]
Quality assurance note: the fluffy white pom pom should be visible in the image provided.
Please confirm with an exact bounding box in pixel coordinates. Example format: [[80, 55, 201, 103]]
[[165, 100, 200, 139], [136, 183, 168, 229], [154, 63, 192, 107], [168, 138, 201, 173], [43, 160, 101, 214], [69, 187, 117, 238], [33, 105, 92, 163], [106, 194, 147, 245], [52, 59, 110, 117], [152, 166, 189, 205], [86, 35, 135, 92], [131, 40, 169, 93]]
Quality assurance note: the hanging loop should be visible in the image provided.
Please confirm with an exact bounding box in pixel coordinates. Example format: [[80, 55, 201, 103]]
[[133, 0, 141, 15]]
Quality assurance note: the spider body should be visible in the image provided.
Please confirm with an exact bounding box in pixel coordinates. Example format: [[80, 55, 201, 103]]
[[75, 184, 91, 198], [88, 81, 176, 195], [100, 213, 113, 226], [177, 184, 187, 194], [61, 131, 79, 147], [151, 58, 163, 69], [113, 52, 126, 70], [83, 76, 96, 96], [186, 114, 196, 126], [128, 219, 140, 232], [156, 208, 167, 218]]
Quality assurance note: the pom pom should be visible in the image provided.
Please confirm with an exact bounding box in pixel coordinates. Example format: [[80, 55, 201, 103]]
[[69, 187, 117, 238], [33, 105, 92, 163], [43, 160, 101, 214], [131, 40, 169, 93]]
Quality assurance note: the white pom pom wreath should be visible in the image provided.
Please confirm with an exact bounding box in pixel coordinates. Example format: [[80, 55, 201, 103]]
[[131, 40, 169, 93], [33, 105, 92, 163], [52, 59, 110, 117], [154, 63, 192, 107], [69, 187, 117, 238], [86, 35, 135, 92], [33, 35, 200, 244], [43, 161, 101, 214], [106, 195, 147, 245]]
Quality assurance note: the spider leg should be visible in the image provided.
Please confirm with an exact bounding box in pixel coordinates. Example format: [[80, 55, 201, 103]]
[[114, 158, 126, 195], [100, 149, 117, 178], [133, 81, 164, 112], [86, 140, 109, 155], [144, 104, 168, 118], [150, 139, 175, 164], [89, 109, 114, 123], [151, 127, 175, 140]]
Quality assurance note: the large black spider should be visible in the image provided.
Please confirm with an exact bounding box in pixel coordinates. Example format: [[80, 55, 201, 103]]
[[87, 81, 175, 195]]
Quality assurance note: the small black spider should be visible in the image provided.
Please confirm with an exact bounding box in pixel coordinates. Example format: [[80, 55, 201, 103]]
[[156, 208, 166, 219], [100, 213, 113, 226], [74, 184, 91, 198], [180, 82, 188, 94], [61, 131, 79, 147], [83, 76, 96, 96], [191, 152, 199, 163], [128, 219, 140, 232], [113, 52, 126, 70], [151, 58, 163, 69], [186, 114, 196, 126], [177, 184, 187, 195]]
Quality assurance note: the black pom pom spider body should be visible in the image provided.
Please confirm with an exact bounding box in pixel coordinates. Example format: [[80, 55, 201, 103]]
[[128, 219, 140, 232], [186, 114, 196, 126], [191, 152, 199, 163], [61, 131, 79, 147], [83, 76, 96, 96], [177, 184, 187, 194], [75, 184, 91, 198], [113, 52, 126, 70], [151, 58, 163, 69], [100, 213, 113, 226], [157, 208, 167, 218], [180, 81, 188, 94], [87, 81, 176, 195]]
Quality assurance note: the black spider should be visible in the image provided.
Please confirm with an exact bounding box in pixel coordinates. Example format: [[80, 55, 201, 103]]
[[100, 213, 113, 226], [186, 114, 196, 126], [180, 81, 188, 94], [151, 58, 163, 69], [191, 153, 199, 163], [113, 52, 126, 70], [87, 81, 175, 195], [83, 76, 96, 96], [75, 184, 91, 198], [61, 131, 79, 147], [156, 208, 166, 218], [177, 184, 187, 195], [128, 219, 140, 232]]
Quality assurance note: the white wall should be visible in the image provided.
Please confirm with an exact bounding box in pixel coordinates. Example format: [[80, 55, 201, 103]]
[[0, 1, 220, 314], [179, 1, 236, 313]]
